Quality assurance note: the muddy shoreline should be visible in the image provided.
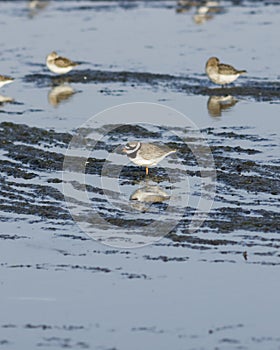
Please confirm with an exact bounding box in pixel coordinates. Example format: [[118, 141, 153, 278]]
[[24, 70, 280, 102], [1, 121, 279, 245], [1, 2, 280, 348]]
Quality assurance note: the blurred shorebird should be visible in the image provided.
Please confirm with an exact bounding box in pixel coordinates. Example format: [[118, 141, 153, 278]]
[[122, 141, 176, 175], [0, 75, 14, 88], [193, 1, 223, 24], [28, 0, 50, 18], [205, 57, 247, 86], [28, 0, 49, 9], [46, 51, 80, 74]]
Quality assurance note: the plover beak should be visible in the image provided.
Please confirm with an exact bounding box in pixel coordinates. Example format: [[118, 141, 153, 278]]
[[121, 147, 128, 153]]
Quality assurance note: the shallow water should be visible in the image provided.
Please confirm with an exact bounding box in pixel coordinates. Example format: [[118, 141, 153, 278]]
[[0, 1, 280, 349]]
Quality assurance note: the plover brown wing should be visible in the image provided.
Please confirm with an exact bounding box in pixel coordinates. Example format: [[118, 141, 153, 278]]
[[53, 56, 79, 68], [218, 63, 246, 75], [139, 143, 176, 161]]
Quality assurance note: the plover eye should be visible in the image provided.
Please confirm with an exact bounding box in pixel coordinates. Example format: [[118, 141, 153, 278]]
[[125, 143, 135, 150]]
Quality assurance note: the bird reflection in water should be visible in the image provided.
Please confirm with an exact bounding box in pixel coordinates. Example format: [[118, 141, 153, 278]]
[[130, 184, 170, 212], [176, 0, 194, 13], [207, 95, 238, 117], [176, 0, 224, 23], [27, 0, 50, 18], [48, 84, 76, 107], [193, 1, 224, 24], [0, 95, 14, 106]]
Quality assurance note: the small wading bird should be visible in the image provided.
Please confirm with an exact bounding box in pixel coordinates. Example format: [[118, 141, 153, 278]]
[[46, 51, 79, 74], [205, 57, 247, 86], [122, 141, 176, 175], [0, 75, 14, 88]]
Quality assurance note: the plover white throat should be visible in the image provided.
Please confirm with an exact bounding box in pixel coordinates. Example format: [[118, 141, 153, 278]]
[[205, 57, 246, 86], [46, 51, 79, 74], [0, 75, 14, 88], [122, 141, 176, 175]]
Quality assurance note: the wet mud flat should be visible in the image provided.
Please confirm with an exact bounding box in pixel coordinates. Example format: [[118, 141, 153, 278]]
[[1, 1, 280, 349], [0, 121, 279, 255], [24, 69, 280, 103], [1, 120, 280, 349]]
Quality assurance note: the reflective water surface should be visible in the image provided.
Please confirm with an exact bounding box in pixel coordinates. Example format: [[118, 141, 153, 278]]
[[0, 1, 280, 349]]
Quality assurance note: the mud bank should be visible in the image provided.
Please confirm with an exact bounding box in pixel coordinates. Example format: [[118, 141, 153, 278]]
[[1, 122, 279, 247], [24, 70, 280, 102]]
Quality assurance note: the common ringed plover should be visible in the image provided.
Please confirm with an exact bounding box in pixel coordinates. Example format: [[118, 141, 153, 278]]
[[122, 141, 176, 175], [205, 57, 246, 86], [46, 51, 79, 74], [0, 75, 14, 88]]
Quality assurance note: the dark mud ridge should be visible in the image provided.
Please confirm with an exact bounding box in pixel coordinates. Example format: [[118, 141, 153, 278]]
[[0, 121, 279, 252], [24, 69, 280, 102]]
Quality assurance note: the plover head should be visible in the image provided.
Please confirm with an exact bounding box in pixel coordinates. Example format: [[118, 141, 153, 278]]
[[122, 141, 141, 154], [47, 51, 59, 61], [206, 57, 220, 68]]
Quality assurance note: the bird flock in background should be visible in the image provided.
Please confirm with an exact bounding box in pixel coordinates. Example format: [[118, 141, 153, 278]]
[[1, 0, 248, 177], [0, 51, 247, 174], [1, 51, 247, 89]]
